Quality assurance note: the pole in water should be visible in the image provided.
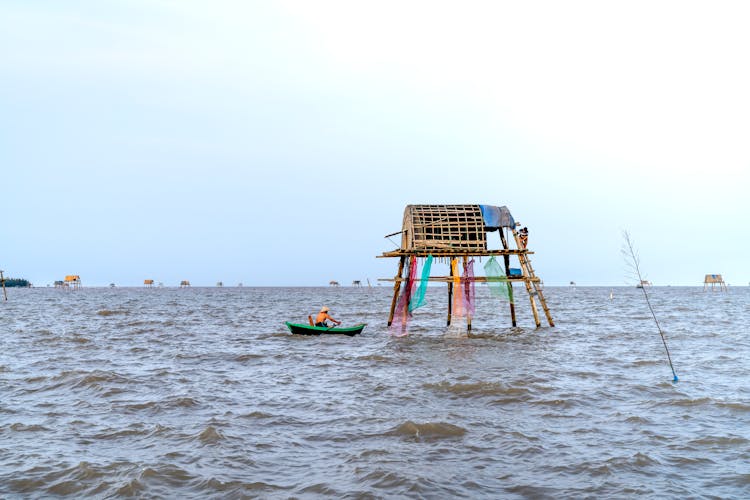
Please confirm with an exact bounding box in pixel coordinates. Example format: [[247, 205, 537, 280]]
[[0, 270, 7, 301], [621, 231, 679, 382]]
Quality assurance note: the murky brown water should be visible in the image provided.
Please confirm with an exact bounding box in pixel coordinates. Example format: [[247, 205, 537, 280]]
[[2, 286, 749, 498]]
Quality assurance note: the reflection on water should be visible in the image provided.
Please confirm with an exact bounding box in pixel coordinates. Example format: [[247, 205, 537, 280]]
[[1, 286, 749, 497]]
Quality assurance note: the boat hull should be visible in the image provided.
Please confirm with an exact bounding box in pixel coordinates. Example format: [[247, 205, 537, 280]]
[[285, 322, 365, 336]]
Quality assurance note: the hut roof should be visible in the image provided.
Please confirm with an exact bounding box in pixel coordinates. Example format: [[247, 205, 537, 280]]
[[399, 204, 515, 252]]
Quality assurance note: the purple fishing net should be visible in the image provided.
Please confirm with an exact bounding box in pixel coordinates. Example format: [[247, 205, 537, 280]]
[[451, 259, 475, 319], [390, 257, 417, 336], [464, 259, 476, 317]]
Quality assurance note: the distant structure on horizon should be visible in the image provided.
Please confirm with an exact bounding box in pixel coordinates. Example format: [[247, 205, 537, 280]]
[[180, 280, 191, 288], [636, 279, 652, 288], [144, 279, 154, 287], [352, 280, 362, 287], [329, 280, 340, 286], [703, 274, 727, 292], [56, 275, 81, 290]]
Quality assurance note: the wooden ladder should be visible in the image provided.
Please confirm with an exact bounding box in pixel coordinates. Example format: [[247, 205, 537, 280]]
[[512, 229, 555, 327]]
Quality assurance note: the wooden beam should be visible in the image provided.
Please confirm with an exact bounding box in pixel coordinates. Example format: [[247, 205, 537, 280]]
[[379, 249, 533, 258], [378, 276, 541, 283]]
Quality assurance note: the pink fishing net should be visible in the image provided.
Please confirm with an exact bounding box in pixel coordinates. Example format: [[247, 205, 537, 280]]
[[390, 257, 417, 336], [451, 258, 475, 319], [451, 259, 464, 317], [463, 258, 476, 317]]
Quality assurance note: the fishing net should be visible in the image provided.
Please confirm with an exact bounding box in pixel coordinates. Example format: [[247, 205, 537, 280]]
[[451, 258, 464, 317], [390, 257, 417, 336], [409, 254, 433, 312], [463, 258, 476, 317], [484, 256, 513, 303]]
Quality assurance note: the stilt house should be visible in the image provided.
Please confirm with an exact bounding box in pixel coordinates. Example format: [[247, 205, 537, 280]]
[[64, 275, 81, 290], [703, 274, 727, 291], [379, 204, 554, 329]]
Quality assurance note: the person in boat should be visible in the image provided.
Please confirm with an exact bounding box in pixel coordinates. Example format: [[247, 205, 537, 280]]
[[519, 227, 529, 248], [315, 306, 341, 327]]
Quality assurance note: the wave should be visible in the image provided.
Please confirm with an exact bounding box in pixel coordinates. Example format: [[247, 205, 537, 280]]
[[423, 380, 533, 399], [121, 396, 199, 414], [241, 411, 274, 419], [689, 435, 749, 447], [7, 423, 50, 432], [235, 353, 264, 362], [96, 309, 130, 316], [196, 425, 225, 444], [715, 401, 750, 412], [386, 420, 467, 440]]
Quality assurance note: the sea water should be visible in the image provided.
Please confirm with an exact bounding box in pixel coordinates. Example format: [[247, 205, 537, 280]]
[[1, 286, 749, 498]]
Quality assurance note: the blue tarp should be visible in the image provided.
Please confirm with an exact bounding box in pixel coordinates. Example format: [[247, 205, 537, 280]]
[[479, 205, 515, 230]]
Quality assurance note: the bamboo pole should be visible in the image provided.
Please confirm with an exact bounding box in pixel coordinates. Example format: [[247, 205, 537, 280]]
[[512, 229, 541, 327], [464, 255, 472, 331], [447, 258, 454, 326], [387, 256, 405, 326], [512, 231, 555, 327], [498, 230, 517, 327]]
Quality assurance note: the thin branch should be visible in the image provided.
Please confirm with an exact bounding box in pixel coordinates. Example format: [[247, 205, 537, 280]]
[[621, 230, 678, 382]]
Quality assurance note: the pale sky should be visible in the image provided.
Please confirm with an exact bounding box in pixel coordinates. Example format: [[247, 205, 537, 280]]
[[2, 1, 749, 286]]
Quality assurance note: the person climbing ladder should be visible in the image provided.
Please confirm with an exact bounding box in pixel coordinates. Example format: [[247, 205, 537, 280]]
[[519, 227, 529, 248]]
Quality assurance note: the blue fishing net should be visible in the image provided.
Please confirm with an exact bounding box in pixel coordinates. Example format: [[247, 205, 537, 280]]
[[409, 255, 433, 312]]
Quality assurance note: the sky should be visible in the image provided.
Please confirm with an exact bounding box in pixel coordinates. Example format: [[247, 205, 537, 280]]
[[2, 1, 749, 287]]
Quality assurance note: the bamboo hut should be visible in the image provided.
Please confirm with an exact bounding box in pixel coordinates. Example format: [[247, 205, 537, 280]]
[[144, 279, 154, 287], [703, 274, 727, 292], [64, 275, 81, 290], [180, 280, 191, 288], [379, 204, 554, 329]]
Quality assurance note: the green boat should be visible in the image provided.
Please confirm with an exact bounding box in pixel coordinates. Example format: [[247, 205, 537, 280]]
[[285, 322, 366, 336]]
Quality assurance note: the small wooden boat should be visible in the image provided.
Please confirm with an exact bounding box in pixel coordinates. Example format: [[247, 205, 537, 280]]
[[285, 322, 366, 336]]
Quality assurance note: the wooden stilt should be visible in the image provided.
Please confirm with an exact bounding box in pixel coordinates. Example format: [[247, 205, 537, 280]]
[[447, 258, 454, 326], [401, 257, 412, 324], [387, 256, 405, 326], [464, 256, 472, 332], [499, 230, 517, 327]]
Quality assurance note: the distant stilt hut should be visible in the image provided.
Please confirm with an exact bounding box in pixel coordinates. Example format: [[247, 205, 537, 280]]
[[329, 281, 340, 287], [352, 280, 362, 287], [144, 279, 154, 287], [703, 274, 727, 292], [64, 275, 81, 290], [379, 204, 554, 330], [180, 280, 191, 288]]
